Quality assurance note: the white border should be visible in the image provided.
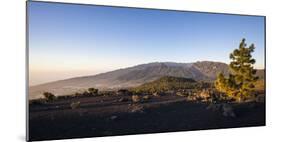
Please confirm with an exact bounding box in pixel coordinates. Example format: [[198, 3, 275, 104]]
[[1, 0, 281, 142]]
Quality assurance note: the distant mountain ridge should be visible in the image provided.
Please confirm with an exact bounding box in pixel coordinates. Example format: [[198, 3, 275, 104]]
[[29, 61, 264, 99]]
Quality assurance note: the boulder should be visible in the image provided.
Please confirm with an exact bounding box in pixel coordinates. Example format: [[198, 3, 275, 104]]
[[176, 92, 185, 96], [153, 92, 159, 96], [142, 95, 150, 100]]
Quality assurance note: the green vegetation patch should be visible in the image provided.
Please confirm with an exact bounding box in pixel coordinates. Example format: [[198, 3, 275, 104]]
[[132, 76, 208, 93]]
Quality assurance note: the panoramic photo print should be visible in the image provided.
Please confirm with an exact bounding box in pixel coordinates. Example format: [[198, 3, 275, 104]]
[[27, 1, 265, 141]]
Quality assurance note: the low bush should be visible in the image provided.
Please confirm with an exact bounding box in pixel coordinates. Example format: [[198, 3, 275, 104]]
[[43, 92, 56, 101], [117, 89, 131, 95], [88, 88, 99, 95], [57, 95, 72, 100], [199, 90, 211, 99]]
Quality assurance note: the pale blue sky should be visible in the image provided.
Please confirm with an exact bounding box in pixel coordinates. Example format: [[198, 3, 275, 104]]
[[28, 1, 265, 85]]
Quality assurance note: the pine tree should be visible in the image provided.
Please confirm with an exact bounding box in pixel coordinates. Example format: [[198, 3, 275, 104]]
[[215, 38, 259, 102]]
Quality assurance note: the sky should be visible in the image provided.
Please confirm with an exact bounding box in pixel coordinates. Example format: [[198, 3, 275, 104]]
[[28, 1, 265, 86]]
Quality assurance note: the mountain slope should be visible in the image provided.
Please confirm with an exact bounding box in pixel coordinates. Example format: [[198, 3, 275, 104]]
[[29, 61, 263, 99]]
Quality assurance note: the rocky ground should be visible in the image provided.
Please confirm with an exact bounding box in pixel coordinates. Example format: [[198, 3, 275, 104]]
[[29, 94, 265, 141]]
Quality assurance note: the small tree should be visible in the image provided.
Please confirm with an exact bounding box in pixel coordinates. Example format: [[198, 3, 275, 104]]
[[43, 92, 56, 101], [215, 38, 259, 102]]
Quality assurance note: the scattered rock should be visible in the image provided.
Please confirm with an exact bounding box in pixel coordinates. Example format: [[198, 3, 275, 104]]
[[129, 104, 144, 113], [132, 95, 141, 103], [255, 94, 265, 102], [142, 95, 150, 100], [249, 103, 256, 108], [118, 97, 128, 102], [222, 104, 236, 117], [206, 103, 236, 118], [70, 101, 80, 109], [176, 92, 183, 96], [206, 103, 221, 111], [153, 92, 160, 97], [186, 95, 197, 101], [109, 115, 118, 120]]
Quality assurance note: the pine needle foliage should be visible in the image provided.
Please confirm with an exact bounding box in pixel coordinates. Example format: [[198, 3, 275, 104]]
[[215, 38, 259, 102]]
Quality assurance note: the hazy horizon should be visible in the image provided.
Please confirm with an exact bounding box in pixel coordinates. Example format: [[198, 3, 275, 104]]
[[29, 60, 264, 86], [28, 2, 265, 86]]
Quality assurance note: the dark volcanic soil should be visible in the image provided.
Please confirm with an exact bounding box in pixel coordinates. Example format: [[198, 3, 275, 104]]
[[29, 94, 265, 141]]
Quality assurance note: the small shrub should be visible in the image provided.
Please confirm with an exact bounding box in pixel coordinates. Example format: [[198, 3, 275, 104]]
[[70, 101, 81, 109], [117, 89, 131, 95], [88, 88, 98, 95], [57, 95, 72, 100], [199, 90, 211, 100], [103, 91, 115, 96], [82, 91, 90, 96], [74, 92, 83, 97], [43, 92, 56, 101], [132, 95, 140, 103]]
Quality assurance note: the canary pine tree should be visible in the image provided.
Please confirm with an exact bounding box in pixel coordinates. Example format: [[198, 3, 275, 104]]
[[215, 38, 259, 102]]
